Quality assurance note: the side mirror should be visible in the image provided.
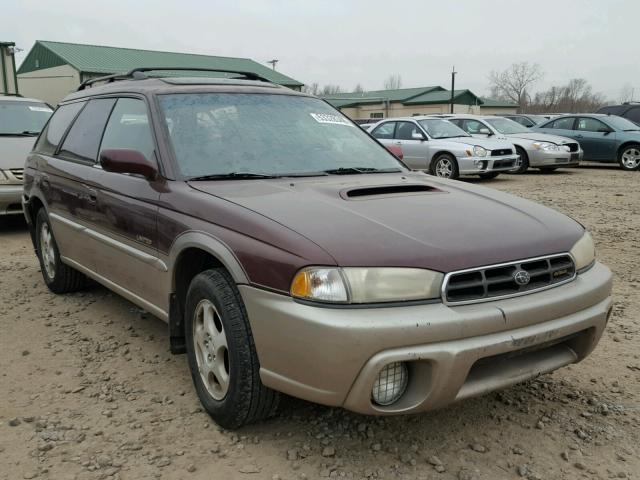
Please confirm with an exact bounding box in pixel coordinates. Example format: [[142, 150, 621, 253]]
[[479, 128, 492, 135], [411, 132, 425, 140], [100, 149, 158, 180], [597, 127, 613, 134]]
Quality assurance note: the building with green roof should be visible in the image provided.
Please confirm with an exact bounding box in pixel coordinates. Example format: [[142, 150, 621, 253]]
[[17, 40, 304, 105], [324, 87, 518, 120]]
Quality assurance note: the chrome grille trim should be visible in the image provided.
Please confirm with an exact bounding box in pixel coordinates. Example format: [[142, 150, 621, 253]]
[[442, 253, 576, 306]]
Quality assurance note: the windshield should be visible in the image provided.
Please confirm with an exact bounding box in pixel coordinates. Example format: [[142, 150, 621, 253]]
[[0, 100, 53, 135], [605, 115, 640, 131], [485, 117, 531, 134], [158, 93, 405, 178], [417, 119, 470, 139]]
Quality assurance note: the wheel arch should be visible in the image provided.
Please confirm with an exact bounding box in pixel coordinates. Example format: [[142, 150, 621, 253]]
[[429, 150, 458, 172], [617, 141, 640, 159]]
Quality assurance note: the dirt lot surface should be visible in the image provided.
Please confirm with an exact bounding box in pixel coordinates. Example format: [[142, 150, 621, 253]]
[[1, 164, 639, 480]]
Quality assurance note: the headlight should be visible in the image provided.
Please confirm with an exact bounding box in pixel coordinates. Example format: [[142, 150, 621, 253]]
[[473, 146, 487, 157], [290, 267, 444, 304], [570, 232, 596, 272], [532, 142, 560, 151]]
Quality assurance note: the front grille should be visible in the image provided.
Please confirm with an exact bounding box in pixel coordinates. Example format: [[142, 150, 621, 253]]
[[564, 143, 579, 152], [491, 148, 513, 157], [9, 169, 24, 181], [443, 254, 575, 304], [493, 159, 516, 168]]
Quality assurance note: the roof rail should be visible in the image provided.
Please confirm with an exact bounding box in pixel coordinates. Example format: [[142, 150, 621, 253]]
[[0, 92, 23, 97], [77, 67, 273, 91]]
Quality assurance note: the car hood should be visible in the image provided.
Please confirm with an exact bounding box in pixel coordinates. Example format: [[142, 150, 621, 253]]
[[504, 132, 577, 145], [439, 136, 515, 149], [190, 173, 583, 273], [0, 136, 37, 169]]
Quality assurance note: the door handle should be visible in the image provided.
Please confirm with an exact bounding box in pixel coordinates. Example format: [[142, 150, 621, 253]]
[[394, 141, 402, 145], [575, 135, 583, 139]]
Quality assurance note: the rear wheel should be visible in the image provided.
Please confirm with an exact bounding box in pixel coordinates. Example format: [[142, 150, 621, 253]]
[[431, 154, 459, 180], [185, 268, 279, 429], [35, 209, 86, 294], [478, 172, 500, 180], [513, 146, 529, 173], [619, 144, 640, 171]]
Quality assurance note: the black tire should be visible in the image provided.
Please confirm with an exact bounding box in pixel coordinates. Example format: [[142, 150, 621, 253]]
[[618, 144, 640, 171], [478, 172, 500, 180], [35, 209, 86, 294], [539, 167, 558, 174], [431, 153, 460, 180], [513, 146, 529, 174], [185, 268, 279, 429]]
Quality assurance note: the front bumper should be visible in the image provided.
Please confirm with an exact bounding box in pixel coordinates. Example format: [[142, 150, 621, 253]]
[[528, 148, 583, 168], [240, 262, 612, 415], [0, 185, 24, 215], [457, 154, 520, 175]]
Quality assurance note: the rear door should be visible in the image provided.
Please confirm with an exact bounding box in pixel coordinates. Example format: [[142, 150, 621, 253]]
[[91, 97, 165, 310], [574, 117, 618, 161], [393, 121, 429, 169]]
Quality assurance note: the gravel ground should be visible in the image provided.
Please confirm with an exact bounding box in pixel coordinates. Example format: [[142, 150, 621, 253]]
[[1, 164, 639, 480]]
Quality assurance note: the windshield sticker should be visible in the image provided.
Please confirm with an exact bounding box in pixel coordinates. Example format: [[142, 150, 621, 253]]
[[28, 106, 53, 113], [310, 113, 353, 127]]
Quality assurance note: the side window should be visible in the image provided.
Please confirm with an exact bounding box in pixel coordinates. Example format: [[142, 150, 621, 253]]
[[463, 119, 487, 134], [550, 117, 575, 130], [448, 119, 463, 128], [58, 98, 116, 162], [576, 117, 608, 132], [395, 121, 421, 140], [371, 122, 396, 140], [626, 108, 640, 124], [100, 98, 156, 162], [35, 102, 85, 155]]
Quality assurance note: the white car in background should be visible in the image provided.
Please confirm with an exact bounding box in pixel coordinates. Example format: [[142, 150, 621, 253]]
[[437, 114, 582, 174], [0, 95, 53, 218], [369, 116, 519, 179]]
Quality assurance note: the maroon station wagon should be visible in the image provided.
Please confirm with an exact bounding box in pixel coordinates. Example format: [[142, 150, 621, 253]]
[[22, 68, 613, 428]]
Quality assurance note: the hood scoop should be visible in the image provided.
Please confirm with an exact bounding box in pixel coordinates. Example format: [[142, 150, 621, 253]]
[[342, 184, 443, 200]]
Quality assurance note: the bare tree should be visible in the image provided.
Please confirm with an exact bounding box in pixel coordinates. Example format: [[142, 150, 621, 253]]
[[488, 62, 543, 110], [383, 74, 402, 90], [302, 82, 319, 96], [529, 78, 607, 113], [321, 84, 343, 95], [353, 83, 365, 93], [619, 83, 636, 103]]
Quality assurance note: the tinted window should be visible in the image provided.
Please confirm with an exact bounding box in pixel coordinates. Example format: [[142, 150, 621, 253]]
[[158, 94, 404, 177], [510, 116, 531, 126], [576, 117, 608, 132], [549, 117, 575, 130], [597, 106, 625, 116], [371, 122, 396, 139], [100, 98, 156, 162], [395, 122, 421, 140], [0, 101, 52, 135], [626, 108, 640, 124], [59, 98, 116, 162], [35, 102, 85, 155]]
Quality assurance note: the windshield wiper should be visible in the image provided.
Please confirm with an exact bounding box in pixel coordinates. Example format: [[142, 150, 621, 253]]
[[0, 131, 40, 137], [188, 172, 277, 181], [322, 167, 403, 175]]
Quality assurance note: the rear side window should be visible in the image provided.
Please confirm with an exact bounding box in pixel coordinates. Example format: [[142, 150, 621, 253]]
[[100, 98, 155, 162], [35, 102, 85, 155], [371, 122, 396, 139], [59, 98, 117, 162]]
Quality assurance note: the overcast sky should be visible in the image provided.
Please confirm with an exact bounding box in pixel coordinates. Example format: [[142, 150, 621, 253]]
[[4, 0, 639, 99]]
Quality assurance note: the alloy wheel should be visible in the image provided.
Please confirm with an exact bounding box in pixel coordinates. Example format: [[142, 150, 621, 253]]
[[193, 299, 230, 400], [40, 223, 56, 280], [621, 148, 640, 169], [435, 158, 453, 178]]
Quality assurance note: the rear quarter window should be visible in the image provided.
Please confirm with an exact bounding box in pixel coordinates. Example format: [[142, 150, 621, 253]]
[[35, 102, 85, 155]]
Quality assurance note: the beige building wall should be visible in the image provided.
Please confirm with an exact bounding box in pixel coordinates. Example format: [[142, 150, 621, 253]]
[[477, 106, 519, 115], [1, 47, 18, 94], [18, 65, 80, 105], [340, 102, 490, 120]]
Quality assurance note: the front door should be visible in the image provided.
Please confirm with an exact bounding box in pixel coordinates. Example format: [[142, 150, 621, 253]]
[[393, 121, 430, 170], [574, 117, 618, 161]]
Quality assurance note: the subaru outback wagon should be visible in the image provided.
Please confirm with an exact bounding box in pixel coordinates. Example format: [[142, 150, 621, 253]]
[[23, 68, 613, 429]]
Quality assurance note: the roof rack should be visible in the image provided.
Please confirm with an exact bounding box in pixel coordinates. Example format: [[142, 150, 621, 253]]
[[77, 67, 273, 91]]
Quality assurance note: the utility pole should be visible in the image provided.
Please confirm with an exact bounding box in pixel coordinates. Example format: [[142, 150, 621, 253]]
[[267, 59, 279, 70], [450, 66, 457, 114]]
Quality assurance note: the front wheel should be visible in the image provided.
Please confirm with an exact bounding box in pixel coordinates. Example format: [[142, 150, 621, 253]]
[[185, 268, 279, 429], [619, 144, 640, 171], [35, 209, 86, 294], [513, 146, 529, 174], [431, 154, 459, 179]]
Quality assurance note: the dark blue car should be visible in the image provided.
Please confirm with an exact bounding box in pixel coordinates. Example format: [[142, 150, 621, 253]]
[[533, 114, 640, 171]]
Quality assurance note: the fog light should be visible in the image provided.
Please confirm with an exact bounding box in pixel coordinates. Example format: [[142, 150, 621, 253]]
[[474, 160, 488, 170], [372, 362, 408, 406]]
